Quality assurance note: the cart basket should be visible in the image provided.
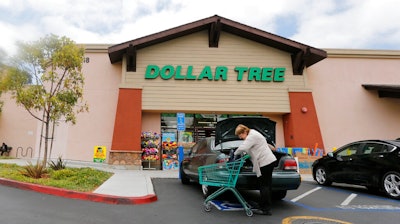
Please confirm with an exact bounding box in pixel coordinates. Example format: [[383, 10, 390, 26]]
[[198, 154, 250, 188]]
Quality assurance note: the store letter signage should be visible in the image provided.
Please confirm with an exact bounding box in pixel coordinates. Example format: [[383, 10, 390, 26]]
[[235, 67, 285, 82], [145, 65, 285, 82]]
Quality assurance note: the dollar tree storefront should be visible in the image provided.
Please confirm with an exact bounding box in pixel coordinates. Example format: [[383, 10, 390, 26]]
[[106, 15, 327, 169], [3, 15, 399, 168]]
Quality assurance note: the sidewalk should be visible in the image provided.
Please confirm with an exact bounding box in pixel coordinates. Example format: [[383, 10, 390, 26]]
[[0, 158, 313, 205]]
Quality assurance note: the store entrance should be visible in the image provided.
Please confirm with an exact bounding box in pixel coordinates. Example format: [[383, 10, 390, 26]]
[[160, 113, 220, 170], [160, 113, 260, 170]]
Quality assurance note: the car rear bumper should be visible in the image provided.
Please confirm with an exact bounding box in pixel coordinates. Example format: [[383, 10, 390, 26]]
[[235, 171, 301, 191], [272, 171, 301, 190]]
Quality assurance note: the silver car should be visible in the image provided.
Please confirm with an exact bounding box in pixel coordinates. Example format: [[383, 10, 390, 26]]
[[180, 117, 301, 199]]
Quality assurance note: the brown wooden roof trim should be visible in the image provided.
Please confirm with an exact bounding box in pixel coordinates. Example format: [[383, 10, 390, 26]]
[[362, 84, 400, 98], [108, 15, 327, 74]]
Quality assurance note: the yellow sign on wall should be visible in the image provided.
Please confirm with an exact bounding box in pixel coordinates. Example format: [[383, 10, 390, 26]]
[[93, 146, 107, 163]]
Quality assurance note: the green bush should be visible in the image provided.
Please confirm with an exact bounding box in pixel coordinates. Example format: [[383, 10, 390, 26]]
[[48, 156, 67, 170], [0, 163, 112, 192], [20, 162, 48, 179]]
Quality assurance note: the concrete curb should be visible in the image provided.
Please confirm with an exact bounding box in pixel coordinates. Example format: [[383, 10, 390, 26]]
[[0, 177, 157, 205], [0, 158, 314, 205]]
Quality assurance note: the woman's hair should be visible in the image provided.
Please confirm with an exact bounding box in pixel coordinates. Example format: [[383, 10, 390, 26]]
[[235, 124, 250, 136]]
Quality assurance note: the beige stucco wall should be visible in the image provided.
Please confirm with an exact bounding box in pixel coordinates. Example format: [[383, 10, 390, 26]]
[[60, 47, 121, 161], [0, 45, 122, 162], [0, 93, 37, 157], [307, 49, 400, 152], [142, 112, 161, 135]]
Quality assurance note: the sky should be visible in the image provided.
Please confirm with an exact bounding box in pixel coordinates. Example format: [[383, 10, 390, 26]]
[[0, 0, 399, 56]]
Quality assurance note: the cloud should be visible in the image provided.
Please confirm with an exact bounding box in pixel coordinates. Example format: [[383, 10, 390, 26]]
[[1, 0, 400, 57], [291, 0, 400, 49]]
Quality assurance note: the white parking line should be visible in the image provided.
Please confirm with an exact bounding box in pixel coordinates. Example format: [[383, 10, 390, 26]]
[[291, 187, 322, 202], [337, 205, 400, 210], [341, 193, 357, 206]]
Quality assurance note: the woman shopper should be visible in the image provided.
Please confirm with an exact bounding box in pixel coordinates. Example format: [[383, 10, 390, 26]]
[[234, 124, 276, 215]]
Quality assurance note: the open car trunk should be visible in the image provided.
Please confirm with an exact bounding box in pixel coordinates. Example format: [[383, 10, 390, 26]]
[[215, 117, 276, 146]]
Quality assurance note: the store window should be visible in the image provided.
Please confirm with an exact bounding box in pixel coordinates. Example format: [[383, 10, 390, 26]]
[[160, 113, 261, 170], [160, 113, 193, 170], [161, 113, 261, 142]]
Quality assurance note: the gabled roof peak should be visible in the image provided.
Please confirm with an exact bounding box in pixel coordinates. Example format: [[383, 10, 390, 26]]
[[108, 15, 326, 75]]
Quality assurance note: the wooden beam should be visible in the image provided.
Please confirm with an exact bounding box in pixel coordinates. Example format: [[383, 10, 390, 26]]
[[209, 19, 221, 47], [292, 47, 310, 75], [292, 50, 303, 75], [126, 44, 137, 72]]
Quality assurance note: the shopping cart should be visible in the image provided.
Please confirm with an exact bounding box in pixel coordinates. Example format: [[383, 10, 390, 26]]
[[198, 154, 253, 217]]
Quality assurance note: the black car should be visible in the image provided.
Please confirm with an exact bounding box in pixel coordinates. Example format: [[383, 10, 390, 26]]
[[180, 117, 301, 200], [312, 139, 400, 199]]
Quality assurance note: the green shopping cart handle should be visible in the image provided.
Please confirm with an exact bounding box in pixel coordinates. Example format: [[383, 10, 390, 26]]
[[234, 154, 250, 161]]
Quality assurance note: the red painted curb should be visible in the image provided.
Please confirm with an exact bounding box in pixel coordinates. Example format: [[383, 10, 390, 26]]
[[0, 177, 157, 205]]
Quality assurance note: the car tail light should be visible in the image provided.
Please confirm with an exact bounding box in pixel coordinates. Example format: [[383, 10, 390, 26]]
[[283, 159, 298, 170], [217, 158, 229, 163]]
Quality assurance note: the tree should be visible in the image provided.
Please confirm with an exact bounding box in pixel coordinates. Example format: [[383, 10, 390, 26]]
[[2, 34, 88, 166], [0, 48, 9, 111]]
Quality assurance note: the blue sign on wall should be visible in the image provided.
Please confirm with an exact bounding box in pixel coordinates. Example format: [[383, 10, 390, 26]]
[[177, 113, 185, 131]]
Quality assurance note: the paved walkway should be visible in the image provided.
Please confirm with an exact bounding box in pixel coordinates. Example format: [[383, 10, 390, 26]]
[[0, 158, 313, 204]]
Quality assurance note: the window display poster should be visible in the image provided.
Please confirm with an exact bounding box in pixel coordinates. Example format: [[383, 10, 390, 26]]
[[163, 158, 179, 170], [162, 132, 179, 170], [162, 132, 176, 142], [179, 131, 193, 143]]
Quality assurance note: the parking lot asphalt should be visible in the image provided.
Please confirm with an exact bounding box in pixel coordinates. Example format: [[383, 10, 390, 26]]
[[0, 158, 313, 204]]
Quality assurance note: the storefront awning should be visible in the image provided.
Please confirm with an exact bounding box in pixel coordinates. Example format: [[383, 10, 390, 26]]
[[362, 84, 400, 98], [108, 15, 327, 75]]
